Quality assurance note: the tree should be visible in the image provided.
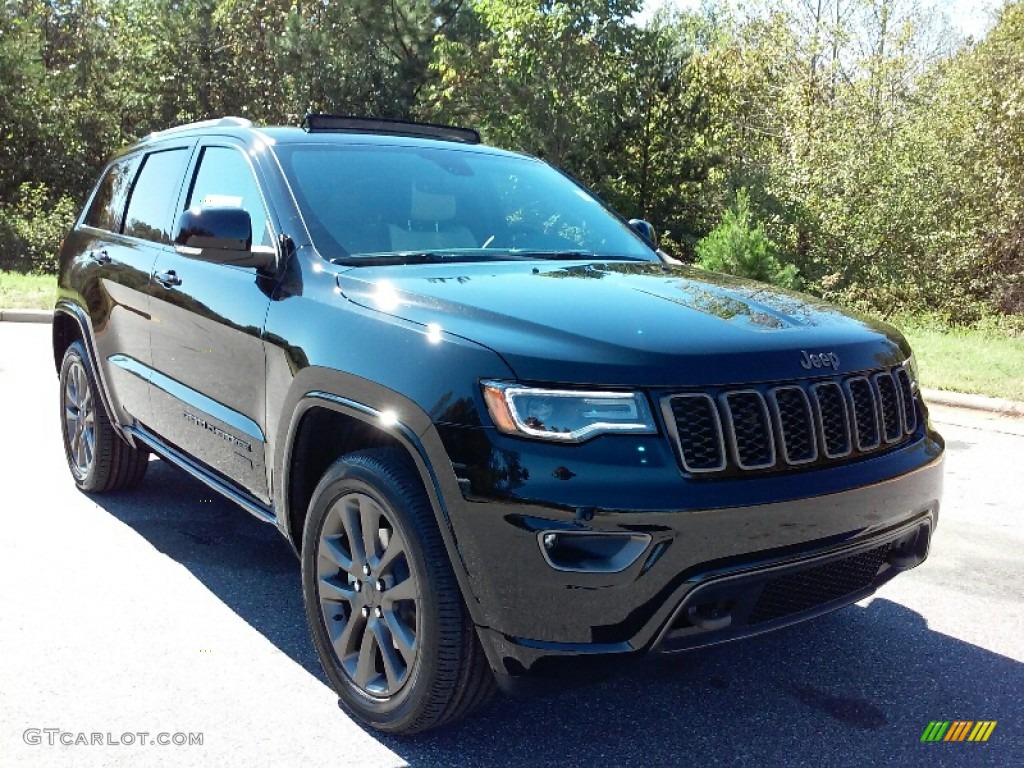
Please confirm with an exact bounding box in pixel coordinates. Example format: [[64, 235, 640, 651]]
[[696, 189, 800, 288], [431, 0, 642, 171]]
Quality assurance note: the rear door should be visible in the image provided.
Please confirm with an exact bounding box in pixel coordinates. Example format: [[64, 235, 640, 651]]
[[146, 140, 278, 502], [71, 144, 193, 427]]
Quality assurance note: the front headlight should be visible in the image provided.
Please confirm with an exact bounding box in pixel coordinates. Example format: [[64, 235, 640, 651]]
[[481, 381, 657, 442]]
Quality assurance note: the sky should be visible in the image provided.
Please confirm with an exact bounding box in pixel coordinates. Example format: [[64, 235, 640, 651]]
[[636, 0, 1000, 40]]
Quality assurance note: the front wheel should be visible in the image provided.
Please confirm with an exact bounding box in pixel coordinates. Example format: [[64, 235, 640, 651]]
[[301, 448, 495, 733]]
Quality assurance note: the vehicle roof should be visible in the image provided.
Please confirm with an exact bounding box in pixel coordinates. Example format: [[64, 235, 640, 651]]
[[127, 118, 531, 161]]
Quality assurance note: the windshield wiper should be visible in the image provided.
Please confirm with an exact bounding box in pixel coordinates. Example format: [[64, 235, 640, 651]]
[[506, 250, 597, 260], [331, 250, 501, 267], [330, 249, 646, 267], [508, 250, 648, 262]]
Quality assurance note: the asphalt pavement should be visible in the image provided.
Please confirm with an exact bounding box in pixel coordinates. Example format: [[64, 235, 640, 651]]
[[1, 322, 1021, 767]]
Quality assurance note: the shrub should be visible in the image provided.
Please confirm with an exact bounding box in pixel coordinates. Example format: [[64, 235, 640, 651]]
[[0, 183, 78, 275], [696, 189, 800, 289]]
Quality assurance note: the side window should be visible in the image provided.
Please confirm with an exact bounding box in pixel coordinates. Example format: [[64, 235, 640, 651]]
[[122, 148, 190, 244], [186, 146, 272, 247], [82, 155, 141, 232]]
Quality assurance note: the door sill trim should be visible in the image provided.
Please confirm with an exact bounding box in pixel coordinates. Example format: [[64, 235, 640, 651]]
[[126, 424, 276, 525]]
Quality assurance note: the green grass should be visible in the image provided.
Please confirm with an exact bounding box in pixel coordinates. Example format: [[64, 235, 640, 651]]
[[900, 321, 1024, 402], [0, 271, 56, 310]]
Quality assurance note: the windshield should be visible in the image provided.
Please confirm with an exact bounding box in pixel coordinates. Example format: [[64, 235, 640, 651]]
[[274, 143, 657, 263]]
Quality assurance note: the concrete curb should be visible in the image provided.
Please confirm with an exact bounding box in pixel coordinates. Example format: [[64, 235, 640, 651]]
[[923, 388, 1024, 418], [0, 308, 53, 323]]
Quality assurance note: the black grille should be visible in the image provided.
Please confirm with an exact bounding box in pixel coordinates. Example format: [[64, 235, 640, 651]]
[[847, 377, 880, 450], [664, 364, 918, 475], [668, 394, 725, 472], [895, 368, 918, 434], [813, 382, 852, 458], [874, 372, 903, 443], [771, 386, 816, 464], [723, 392, 774, 468], [748, 544, 890, 625]]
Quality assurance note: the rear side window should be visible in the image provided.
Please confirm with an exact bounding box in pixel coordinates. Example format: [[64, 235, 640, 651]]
[[123, 148, 190, 243], [82, 155, 141, 232]]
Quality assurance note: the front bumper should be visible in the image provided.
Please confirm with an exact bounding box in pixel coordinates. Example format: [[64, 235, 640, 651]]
[[444, 441, 943, 689]]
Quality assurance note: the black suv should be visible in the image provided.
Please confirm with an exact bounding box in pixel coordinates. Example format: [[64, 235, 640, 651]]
[[54, 115, 944, 733]]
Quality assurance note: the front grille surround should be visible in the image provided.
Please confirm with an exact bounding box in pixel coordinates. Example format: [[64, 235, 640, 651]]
[[846, 376, 881, 452], [767, 386, 818, 465], [810, 381, 853, 459], [720, 390, 776, 470], [662, 393, 727, 474], [873, 371, 904, 444], [894, 368, 918, 434], [663, 364, 919, 476]]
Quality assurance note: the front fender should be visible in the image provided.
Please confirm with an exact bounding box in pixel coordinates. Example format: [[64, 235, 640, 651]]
[[272, 373, 494, 627]]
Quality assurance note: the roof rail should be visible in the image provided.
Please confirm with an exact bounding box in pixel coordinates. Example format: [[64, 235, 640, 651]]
[[142, 116, 253, 142], [301, 113, 480, 144]]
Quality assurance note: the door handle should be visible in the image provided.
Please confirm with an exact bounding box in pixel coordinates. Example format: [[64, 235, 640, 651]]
[[153, 269, 182, 289], [88, 249, 111, 264]]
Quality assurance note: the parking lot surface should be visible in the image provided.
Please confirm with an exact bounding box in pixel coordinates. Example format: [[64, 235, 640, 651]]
[[1, 322, 1020, 767]]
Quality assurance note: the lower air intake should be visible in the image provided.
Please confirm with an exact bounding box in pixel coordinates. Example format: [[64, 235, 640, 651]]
[[748, 544, 890, 625]]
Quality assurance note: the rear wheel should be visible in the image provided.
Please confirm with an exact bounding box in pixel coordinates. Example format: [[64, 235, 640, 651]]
[[301, 448, 496, 733], [59, 341, 149, 492]]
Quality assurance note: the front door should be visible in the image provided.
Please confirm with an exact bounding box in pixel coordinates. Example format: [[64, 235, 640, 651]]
[[146, 141, 278, 502]]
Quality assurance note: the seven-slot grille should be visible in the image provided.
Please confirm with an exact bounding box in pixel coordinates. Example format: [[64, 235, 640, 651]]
[[663, 365, 918, 475]]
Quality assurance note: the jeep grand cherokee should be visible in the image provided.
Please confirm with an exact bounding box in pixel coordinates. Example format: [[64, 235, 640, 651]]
[[53, 114, 944, 733]]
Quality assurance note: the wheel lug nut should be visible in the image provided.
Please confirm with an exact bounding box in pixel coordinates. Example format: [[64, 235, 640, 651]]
[[374, 606, 383, 618], [361, 606, 370, 618], [376, 579, 386, 592], [353, 580, 361, 591], [362, 564, 371, 577]]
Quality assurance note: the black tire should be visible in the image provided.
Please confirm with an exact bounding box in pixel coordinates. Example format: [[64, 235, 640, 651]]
[[301, 448, 496, 734], [59, 340, 149, 492]]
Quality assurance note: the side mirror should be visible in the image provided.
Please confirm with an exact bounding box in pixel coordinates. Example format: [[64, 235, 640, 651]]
[[629, 219, 658, 248], [173, 206, 274, 269]]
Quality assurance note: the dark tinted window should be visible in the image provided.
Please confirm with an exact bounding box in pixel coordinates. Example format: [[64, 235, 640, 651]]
[[186, 146, 272, 247], [123, 148, 190, 243], [83, 155, 141, 232]]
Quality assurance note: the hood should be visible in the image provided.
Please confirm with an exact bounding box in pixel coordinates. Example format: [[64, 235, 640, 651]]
[[335, 261, 910, 387]]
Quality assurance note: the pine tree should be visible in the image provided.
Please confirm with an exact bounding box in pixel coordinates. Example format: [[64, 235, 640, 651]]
[[696, 189, 800, 289]]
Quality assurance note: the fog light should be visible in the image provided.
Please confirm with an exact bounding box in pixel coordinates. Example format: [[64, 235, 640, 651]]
[[537, 530, 652, 573]]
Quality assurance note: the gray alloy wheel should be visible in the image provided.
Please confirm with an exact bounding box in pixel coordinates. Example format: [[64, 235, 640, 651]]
[[316, 490, 420, 697], [59, 341, 150, 493], [63, 357, 96, 481], [302, 448, 496, 733]]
